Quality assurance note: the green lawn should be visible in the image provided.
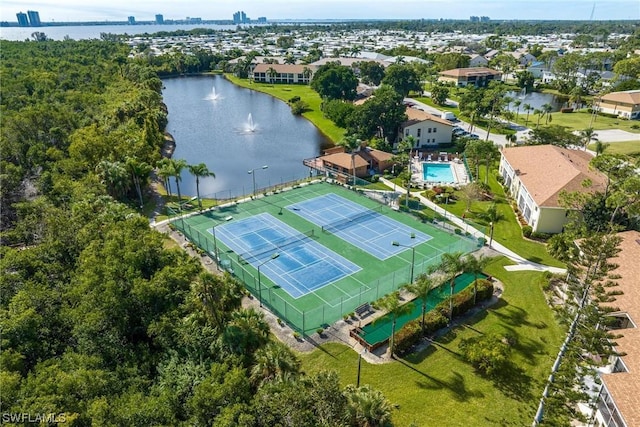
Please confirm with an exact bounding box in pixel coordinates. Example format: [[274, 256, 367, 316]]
[[224, 74, 346, 143], [513, 109, 640, 133], [298, 256, 565, 426], [428, 166, 565, 268], [589, 140, 640, 157]]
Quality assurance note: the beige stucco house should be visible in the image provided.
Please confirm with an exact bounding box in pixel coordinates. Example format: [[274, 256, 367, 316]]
[[398, 108, 454, 149], [250, 63, 313, 84], [438, 67, 502, 87], [597, 90, 640, 120], [499, 145, 606, 234]]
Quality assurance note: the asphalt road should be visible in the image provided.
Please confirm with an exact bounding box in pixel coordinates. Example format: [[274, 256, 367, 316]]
[[406, 96, 640, 146]]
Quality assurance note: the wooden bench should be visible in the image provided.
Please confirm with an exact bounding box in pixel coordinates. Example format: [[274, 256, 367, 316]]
[[355, 303, 373, 318]]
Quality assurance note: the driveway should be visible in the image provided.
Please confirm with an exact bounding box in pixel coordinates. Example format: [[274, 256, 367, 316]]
[[593, 129, 640, 142]]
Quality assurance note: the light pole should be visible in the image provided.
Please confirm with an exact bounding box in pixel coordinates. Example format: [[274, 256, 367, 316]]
[[356, 348, 368, 387], [489, 221, 495, 248], [392, 240, 416, 284], [248, 165, 268, 198], [211, 223, 220, 270], [257, 252, 279, 308]]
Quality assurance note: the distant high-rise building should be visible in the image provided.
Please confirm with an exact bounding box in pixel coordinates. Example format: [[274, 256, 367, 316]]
[[27, 10, 41, 26], [257, 17, 267, 24], [233, 11, 249, 24], [16, 12, 29, 27], [480, 16, 490, 22], [155, 14, 164, 24], [128, 16, 136, 25], [469, 16, 479, 22]]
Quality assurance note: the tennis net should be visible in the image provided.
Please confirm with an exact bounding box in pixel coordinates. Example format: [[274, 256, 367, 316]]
[[237, 229, 315, 263], [321, 205, 383, 233]]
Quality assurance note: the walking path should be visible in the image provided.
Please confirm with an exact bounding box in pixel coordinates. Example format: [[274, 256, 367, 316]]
[[378, 177, 566, 275]]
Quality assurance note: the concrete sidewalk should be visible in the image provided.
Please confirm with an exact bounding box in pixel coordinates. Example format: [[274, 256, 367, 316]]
[[378, 177, 565, 274]]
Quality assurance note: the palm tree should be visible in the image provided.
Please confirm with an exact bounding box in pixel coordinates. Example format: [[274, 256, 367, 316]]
[[477, 203, 504, 248], [266, 66, 278, 83], [344, 384, 393, 427], [378, 291, 414, 356], [156, 158, 173, 196], [223, 308, 270, 360], [169, 158, 188, 208], [579, 128, 598, 151], [405, 273, 438, 334], [250, 341, 301, 385], [96, 160, 129, 199], [302, 66, 313, 84], [194, 271, 242, 330], [435, 252, 466, 323], [126, 157, 152, 209], [187, 163, 216, 210], [594, 139, 609, 157], [523, 103, 532, 126], [513, 99, 522, 122], [464, 254, 492, 305], [534, 108, 543, 128], [542, 103, 553, 125], [337, 135, 362, 187]]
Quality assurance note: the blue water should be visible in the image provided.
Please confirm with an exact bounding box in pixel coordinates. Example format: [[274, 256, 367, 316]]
[[422, 163, 454, 183]]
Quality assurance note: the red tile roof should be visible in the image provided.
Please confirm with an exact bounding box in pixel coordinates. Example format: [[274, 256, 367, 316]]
[[501, 145, 606, 207]]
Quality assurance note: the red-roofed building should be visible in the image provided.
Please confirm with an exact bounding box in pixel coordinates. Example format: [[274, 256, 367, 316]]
[[499, 145, 606, 234], [303, 145, 395, 181], [597, 90, 640, 120], [587, 230, 640, 427]]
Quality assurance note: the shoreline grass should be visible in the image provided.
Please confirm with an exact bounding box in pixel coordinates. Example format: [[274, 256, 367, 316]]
[[224, 74, 346, 143]]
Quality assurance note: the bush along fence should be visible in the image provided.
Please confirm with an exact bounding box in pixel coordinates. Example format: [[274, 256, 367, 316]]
[[393, 279, 495, 355]]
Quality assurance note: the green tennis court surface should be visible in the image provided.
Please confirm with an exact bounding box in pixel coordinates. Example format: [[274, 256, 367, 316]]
[[170, 180, 478, 335], [356, 272, 488, 348]]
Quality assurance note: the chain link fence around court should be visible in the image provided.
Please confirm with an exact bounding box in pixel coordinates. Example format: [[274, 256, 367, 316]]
[[167, 200, 478, 335]]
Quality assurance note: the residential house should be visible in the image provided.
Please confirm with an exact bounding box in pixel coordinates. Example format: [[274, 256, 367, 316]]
[[597, 90, 640, 120], [304, 145, 394, 180], [250, 63, 313, 84], [499, 145, 606, 234], [526, 61, 549, 79], [468, 54, 489, 68], [587, 230, 640, 427], [398, 108, 454, 149], [483, 49, 500, 62], [438, 67, 502, 87], [508, 50, 537, 67]]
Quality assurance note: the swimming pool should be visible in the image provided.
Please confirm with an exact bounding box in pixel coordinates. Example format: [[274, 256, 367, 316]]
[[422, 162, 455, 183]]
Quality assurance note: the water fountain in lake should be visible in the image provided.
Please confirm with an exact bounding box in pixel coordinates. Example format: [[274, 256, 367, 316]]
[[246, 113, 257, 132], [205, 85, 221, 101]]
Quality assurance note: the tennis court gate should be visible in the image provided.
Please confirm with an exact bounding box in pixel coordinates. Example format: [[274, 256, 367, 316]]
[[169, 215, 477, 335]]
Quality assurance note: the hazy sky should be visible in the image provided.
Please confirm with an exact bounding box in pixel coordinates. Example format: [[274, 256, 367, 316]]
[[2, 0, 639, 22]]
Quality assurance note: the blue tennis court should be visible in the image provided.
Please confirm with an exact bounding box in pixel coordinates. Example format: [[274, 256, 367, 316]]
[[286, 194, 431, 259], [210, 213, 360, 298]]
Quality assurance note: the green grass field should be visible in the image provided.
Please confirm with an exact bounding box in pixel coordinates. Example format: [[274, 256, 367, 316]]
[[589, 140, 640, 157], [173, 181, 477, 334], [428, 165, 565, 268], [224, 74, 346, 143], [299, 256, 565, 426]]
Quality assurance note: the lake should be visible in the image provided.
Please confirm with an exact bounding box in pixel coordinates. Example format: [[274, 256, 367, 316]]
[[163, 75, 332, 199], [506, 90, 567, 112]]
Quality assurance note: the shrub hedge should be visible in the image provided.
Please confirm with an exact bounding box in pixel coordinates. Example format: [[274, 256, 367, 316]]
[[393, 279, 494, 355]]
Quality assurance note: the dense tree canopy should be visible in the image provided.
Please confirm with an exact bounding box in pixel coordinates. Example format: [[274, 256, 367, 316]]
[[0, 39, 393, 426], [311, 62, 359, 101]]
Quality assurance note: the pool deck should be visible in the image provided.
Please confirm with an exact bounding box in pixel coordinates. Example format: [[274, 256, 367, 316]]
[[411, 157, 469, 187]]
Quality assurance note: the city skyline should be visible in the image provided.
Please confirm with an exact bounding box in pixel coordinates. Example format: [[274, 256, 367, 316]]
[[1, 0, 639, 23]]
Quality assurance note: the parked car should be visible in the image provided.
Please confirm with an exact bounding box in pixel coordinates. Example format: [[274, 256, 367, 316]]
[[469, 134, 480, 139]]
